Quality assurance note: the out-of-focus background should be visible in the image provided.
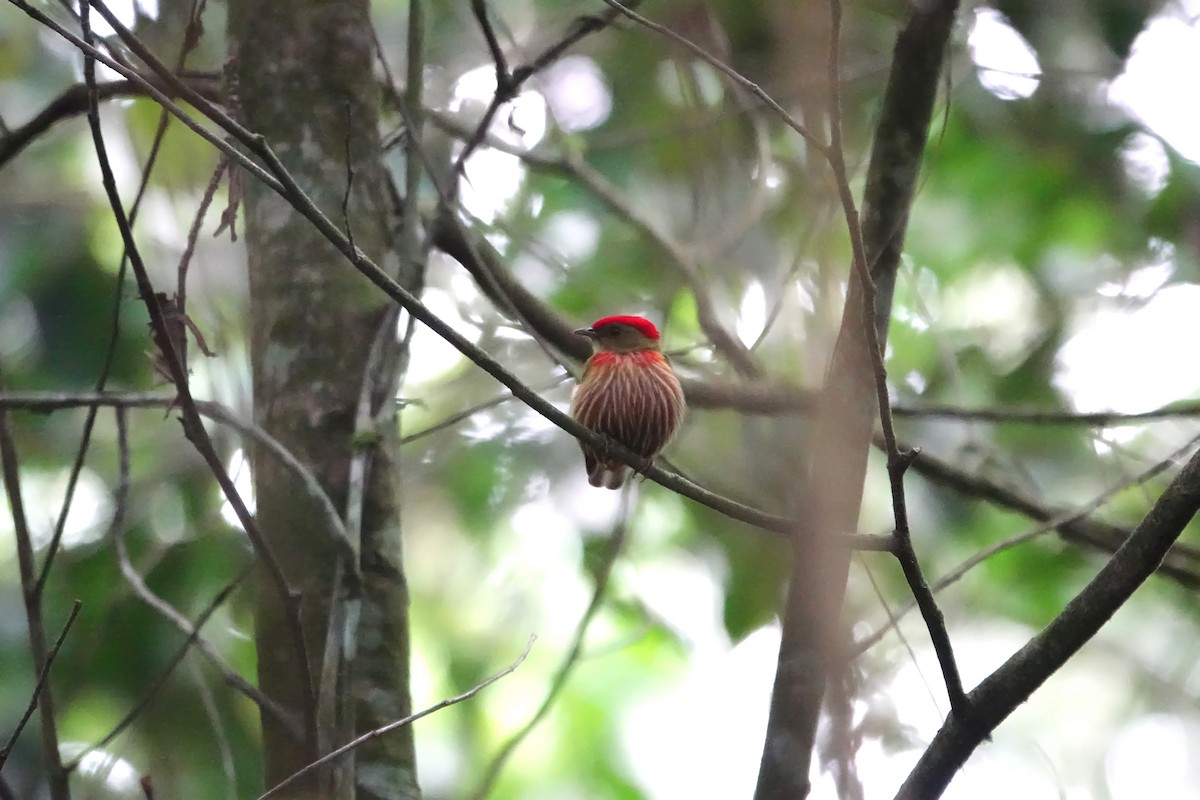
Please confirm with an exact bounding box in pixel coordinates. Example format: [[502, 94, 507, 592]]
[[1, 0, 1199, 797]]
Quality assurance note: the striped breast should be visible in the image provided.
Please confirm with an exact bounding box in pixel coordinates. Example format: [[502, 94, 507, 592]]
[[569, 349, 686, 462]]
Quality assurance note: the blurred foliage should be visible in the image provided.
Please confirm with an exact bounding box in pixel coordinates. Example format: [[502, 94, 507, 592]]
[[1, 0, 1199, 798]]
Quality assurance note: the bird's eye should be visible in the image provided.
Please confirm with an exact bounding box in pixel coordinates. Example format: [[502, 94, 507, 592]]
[[605, 326, 620, 337]]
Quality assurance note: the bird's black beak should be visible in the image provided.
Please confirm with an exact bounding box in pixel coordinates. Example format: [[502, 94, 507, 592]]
[[574, 327, 597, 339]]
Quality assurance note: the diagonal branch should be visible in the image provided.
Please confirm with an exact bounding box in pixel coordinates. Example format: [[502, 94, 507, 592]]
[[0, 395, 70, 799], [6, 0, 882, 545], [106, 408, 299, 739], [755, 1, 960, 797], [257, 636, 536, 800], [595, 0, 824, 152], [822, 0, 965, 716], [469, 497, 631, 799], [897, 436, 1200, 587], [854, 432, 1200, 655], [64, 563, 261, 772], [0, 601, 81, 774], [78, 0, 320, 758], [895, 443, 1200, 799], [0, 74, 221, 170], [450, 0, 643, 192]]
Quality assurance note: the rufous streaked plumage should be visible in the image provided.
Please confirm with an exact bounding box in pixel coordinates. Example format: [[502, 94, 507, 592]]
[[569, 315, 686, 489]]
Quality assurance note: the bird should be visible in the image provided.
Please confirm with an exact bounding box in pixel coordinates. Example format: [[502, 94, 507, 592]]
[[568, 315, 686, 489]]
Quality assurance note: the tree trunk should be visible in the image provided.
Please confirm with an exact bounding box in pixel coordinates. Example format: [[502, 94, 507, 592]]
[[226, 1, 421, 796]]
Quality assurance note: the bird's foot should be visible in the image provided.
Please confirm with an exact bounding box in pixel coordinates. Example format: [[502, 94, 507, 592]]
[[634, 456, 654, 482]]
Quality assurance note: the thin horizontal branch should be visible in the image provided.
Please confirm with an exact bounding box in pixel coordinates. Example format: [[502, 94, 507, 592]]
[[13, 75, 1200, 430], [0, 391, 355, 574], [0, 389, 891, 550], [893, 401, 1200, 426]]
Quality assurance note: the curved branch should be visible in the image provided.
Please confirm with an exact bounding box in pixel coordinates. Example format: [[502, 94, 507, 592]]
[[430, 214, 810, 409], [0, 74, 221, 170]]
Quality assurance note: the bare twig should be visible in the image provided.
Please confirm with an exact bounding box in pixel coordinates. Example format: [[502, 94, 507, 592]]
[[825, 0, 966, 715], [893, 400, 1200, 426], [257, 636, 537, 800], [78, 1, 319, 757], [0, 392, 356, 581], [469, 497, 631, 799], [853, 432, 1200, 654], [595, 0, 824, 153], [0, 399, 70, 799], [400, 0, 427, 277], [65, 563, 261, 772], [105, 407, 298, 739], [400, 375, 572, 445], [542, 152, 762, 376], [0, 74, 221, 170], [897, 436, 1200, 587], [0, 601, 82, 772], [177, 158, 228, 314], [5, 0, 286, 196], [452, 1, 644, 175]]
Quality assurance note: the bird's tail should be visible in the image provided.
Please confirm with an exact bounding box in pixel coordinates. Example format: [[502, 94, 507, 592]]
[[587, 461, 627, 490]]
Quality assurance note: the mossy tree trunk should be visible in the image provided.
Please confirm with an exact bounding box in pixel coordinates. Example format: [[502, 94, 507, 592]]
[[226, 1, 421, 797]]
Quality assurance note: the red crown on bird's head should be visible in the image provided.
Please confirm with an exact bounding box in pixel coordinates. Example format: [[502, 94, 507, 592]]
[[590, 315, 660, 340]]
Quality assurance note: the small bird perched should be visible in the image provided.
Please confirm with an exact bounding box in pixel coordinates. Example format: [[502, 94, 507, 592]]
[[569, 315, 686, 489]]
